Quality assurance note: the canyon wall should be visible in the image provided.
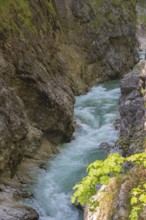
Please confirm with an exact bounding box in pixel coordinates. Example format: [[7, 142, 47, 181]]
[[85, 2, 146, 219], [85, 61, 146, 220], [0, 0, 138, 176]]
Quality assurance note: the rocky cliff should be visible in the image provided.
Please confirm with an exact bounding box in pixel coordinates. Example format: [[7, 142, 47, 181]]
[[0, 0, 138, 177], [0, 1, 140, 219], [118, 64, 146, 156], [85, 2, 146, 219], [85, 61, 146, 220]]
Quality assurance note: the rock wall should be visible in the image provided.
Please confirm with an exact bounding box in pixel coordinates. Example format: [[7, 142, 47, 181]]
[[0, 0, 138, 176], [118, 63, 146, 156], [55, 0, 138, 93], [85, 12, 146, 219], [84, 62, 146, 220]]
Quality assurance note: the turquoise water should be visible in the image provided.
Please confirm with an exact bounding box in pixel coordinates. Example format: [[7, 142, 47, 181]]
[[24, 80, 120, 220]]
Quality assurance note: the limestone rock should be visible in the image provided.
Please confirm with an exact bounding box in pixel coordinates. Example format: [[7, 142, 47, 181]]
[[0, 205, 39, 220], [118, 62, 146, 155], [0, 79, 28, 175], [0, 181, 38, 220], [120, 71, 140, 94]]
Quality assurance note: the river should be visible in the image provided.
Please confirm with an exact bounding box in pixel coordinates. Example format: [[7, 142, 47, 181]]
[[24, 80, 120, 220]]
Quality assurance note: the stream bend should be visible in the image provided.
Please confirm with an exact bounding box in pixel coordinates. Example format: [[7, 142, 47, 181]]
[[25, 80, 120, 220]]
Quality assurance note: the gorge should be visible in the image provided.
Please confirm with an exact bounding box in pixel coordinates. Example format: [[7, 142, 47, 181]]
[[0, 0, 145, 220], [24, 80, 120, 220]]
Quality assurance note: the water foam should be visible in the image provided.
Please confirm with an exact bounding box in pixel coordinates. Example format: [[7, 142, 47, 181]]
[[24, 80, 120, 220]]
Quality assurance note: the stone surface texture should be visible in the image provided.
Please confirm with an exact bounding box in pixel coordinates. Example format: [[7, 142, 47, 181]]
[[118, 63, 146, 155]]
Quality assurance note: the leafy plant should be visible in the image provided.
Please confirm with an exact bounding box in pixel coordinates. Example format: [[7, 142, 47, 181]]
[[71, 153, 146, 214], [129, 182, 146, 220], [46, 0, 56, 16], [71, 153, 125, 207], [140, 88, 146, 95], [113, 0, 122, 7]]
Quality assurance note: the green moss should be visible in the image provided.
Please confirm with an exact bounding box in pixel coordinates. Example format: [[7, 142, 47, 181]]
[[88, 0, 136, 31], [138, 0, 146, 8], [0, 0, 37, 36], [112, 0, 122, 6], [140, 88, 146, 95], [129, 181, 146, 220], [135, 63, 143, 71], [46, 0, 56, 16], [88, 0, 106, 30], [138, 14, 146, 26], [108, 14, 117, 24]]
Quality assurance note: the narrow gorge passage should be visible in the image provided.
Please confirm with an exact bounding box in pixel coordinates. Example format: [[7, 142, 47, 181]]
[[24, 80, 120, 220]]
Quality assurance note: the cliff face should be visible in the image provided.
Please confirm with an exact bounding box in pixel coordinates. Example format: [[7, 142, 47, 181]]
[[85, 62, 146, 220], [55, 0, 138, 93], [85, 2, 146, 218], [0, 0, 138, 176], [118, 65, 145, 156]]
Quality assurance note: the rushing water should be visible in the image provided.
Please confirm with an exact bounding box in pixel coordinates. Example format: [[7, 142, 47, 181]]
[[24, 80, 120, 220]]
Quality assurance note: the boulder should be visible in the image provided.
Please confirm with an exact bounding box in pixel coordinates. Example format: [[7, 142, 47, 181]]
[[0, 205, 39, 220]]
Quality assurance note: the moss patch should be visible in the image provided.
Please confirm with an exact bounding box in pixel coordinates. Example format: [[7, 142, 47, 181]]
[[0, 0, 36, 35]]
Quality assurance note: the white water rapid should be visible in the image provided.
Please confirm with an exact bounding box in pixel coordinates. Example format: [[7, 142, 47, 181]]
[[24, 80, 120, 220]]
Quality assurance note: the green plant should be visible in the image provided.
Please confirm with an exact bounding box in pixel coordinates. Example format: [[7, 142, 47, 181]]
[[71, 153, 146, 213], [113, 0, 122, 6], [138, 0, 146, 9], [46, 0, 56, 16], [108, 14, 117, 24], [129, 182, 146, 220], [0, 0, 36, 35], [138, 14, 146, 26], [140, 88, 146, 95], [71, 153, 124, 207]]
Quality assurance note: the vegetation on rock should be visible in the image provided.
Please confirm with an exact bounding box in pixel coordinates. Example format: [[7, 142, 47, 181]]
[[0, 0, 33, 33], [138, 0, 146, 26], [71, 152, 146, 219], [130, 182, 146, 220]]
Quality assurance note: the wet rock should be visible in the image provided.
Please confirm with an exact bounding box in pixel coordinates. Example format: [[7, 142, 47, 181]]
[[120, 71, 140, 94], [118, 63, 146, 155], [0, 180, 38, 220], [109, 147, 123, 154], [0, 205, 39, 220], [74, 201, 84, 211], [39, 162, 48, 171], [14, 190, 33, 199], [99, 142, 111, 151], [113, 119, 120, 130]]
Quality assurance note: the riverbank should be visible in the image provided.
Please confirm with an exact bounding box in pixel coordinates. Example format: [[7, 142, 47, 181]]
[[0, 139, 58, 220], [85, 60, 146, 220], [85, 4, 146, 219], [0, 81, 121, 220], [23, 80, 120, 220]]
